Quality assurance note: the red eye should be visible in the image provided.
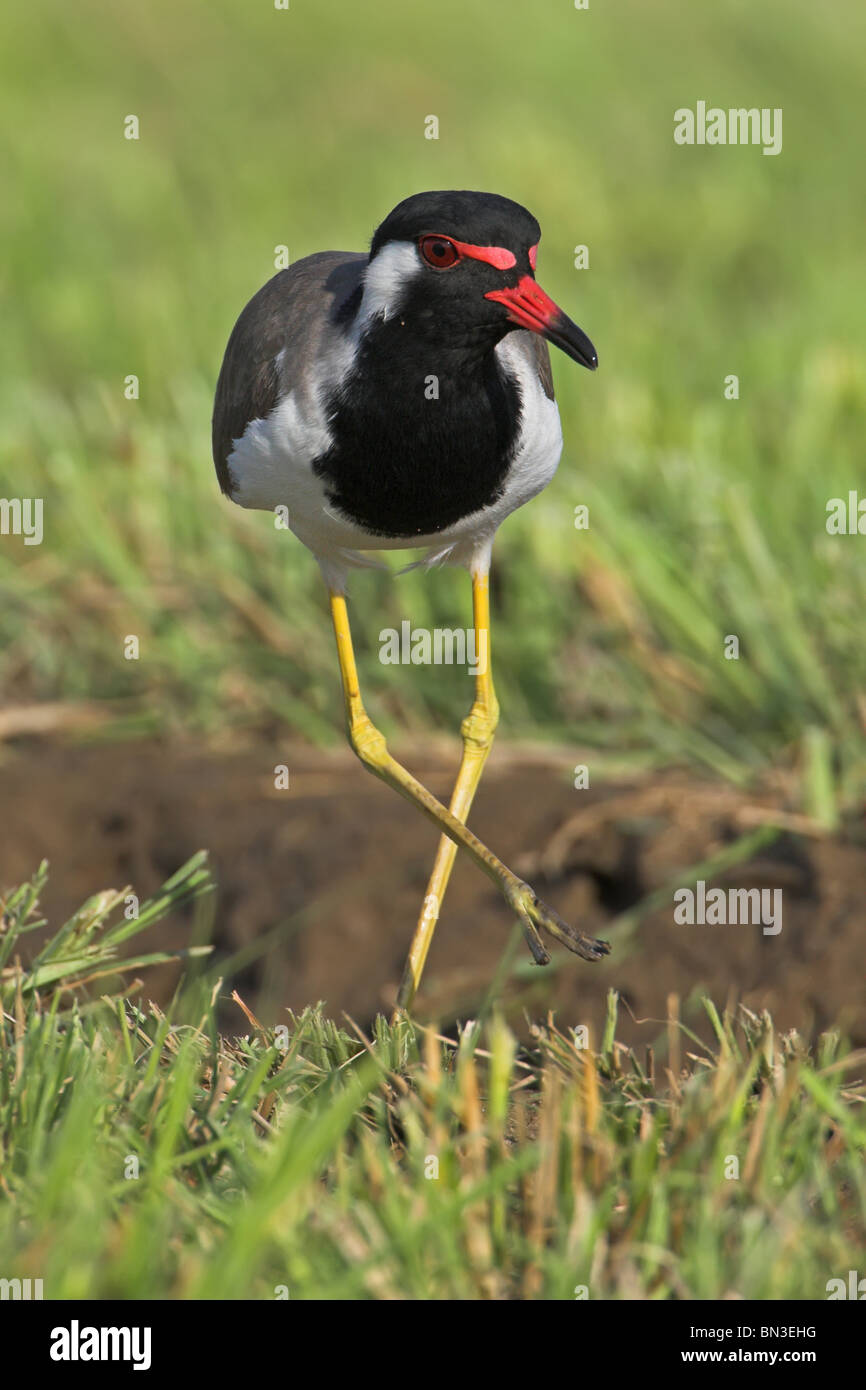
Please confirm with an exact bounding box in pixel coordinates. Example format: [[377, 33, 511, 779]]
[[419, 235, 460, 269]]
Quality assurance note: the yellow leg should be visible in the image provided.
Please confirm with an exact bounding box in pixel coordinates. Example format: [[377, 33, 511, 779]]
[[328, 590, 610, 1008], [395, 570, 499, 1011]]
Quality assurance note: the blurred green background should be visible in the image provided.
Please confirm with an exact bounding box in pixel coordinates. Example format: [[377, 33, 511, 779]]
[[2, 0, 865, 803]]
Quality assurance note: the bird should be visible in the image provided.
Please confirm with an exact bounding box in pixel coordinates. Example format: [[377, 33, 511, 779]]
[[212, 189, 611, 1012]]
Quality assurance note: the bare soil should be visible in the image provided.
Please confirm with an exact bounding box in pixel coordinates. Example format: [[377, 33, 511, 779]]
[[2, 736, 864, 1046]]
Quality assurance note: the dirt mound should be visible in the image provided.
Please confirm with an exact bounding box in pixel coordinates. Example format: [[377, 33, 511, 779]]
[[2, 738, 864, 1044]]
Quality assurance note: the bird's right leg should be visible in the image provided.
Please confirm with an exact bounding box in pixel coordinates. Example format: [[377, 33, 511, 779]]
[[394, 566, 499, 1013], [328, 591, 610, 995]]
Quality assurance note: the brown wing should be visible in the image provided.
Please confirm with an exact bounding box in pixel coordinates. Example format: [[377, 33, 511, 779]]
[[211, 251, 366, 495], [529, 331, 555, 401]]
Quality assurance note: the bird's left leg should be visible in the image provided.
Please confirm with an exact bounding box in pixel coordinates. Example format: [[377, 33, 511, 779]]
[[395, 566, 498, 1012], [328, 588, 610, 1004]]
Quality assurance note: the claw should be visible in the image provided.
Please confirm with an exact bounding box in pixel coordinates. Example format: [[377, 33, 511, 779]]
[[506, 880, 610, 965]]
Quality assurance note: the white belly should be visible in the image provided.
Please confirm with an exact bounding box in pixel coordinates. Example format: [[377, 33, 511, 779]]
[[226, 334, 563, 580]]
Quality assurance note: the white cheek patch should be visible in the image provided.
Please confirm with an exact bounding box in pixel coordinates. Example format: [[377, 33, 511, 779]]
[[356, 240, 420, 335]]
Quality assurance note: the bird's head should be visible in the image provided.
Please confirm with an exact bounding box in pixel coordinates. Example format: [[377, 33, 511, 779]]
[[364, 189, 597, 370]]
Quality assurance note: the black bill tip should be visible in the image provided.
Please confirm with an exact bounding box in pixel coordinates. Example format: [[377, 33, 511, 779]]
[[546, 312, 598, 371]]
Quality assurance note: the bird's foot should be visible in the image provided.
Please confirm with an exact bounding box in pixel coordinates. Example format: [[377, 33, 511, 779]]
[[505, 880, 611, 966]]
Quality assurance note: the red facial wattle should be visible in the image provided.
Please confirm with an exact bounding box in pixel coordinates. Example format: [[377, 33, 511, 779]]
[[452, 239, 516, 269], [418, 234, 517, 270]]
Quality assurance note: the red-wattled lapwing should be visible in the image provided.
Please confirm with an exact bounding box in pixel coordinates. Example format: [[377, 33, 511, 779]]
[[212, 189, 610, 1011]]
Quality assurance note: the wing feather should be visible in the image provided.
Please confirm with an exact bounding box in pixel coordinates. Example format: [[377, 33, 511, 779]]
[[211, 252, 366, 494]]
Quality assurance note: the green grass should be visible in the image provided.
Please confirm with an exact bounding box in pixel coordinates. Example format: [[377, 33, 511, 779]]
[[1, 0, 865, 805], [1, 859, 863, 1299]]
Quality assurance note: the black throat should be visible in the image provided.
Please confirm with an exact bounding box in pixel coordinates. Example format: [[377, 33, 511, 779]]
[[312, 316, 523, 538]]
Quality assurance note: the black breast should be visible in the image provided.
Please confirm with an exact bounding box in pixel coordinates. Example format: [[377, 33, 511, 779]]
[[312, 325, 523, 537]]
